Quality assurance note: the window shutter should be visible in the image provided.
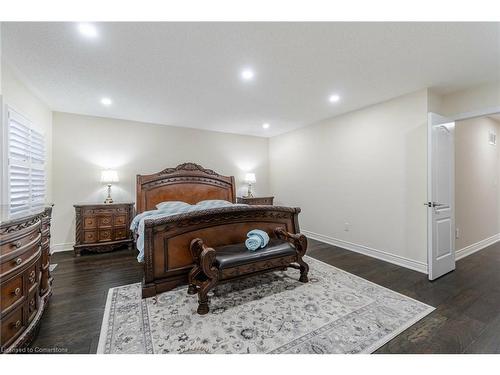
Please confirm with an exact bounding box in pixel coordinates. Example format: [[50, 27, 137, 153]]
[[8, 164, 31, 215], [8, 116, 31, 162], [7, 109, 46, 217]]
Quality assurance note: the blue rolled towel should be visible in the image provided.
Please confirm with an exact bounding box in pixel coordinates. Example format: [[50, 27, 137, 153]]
[[245, 236, 261, 251], [247, 229, 269, 248]]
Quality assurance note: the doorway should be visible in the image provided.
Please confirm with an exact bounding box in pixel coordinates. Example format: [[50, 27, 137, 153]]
[[427, 110, 500, 280]]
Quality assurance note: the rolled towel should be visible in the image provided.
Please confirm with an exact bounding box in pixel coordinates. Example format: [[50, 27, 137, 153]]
[[245, 236, 261, 251], [247, 229, 269, 248]]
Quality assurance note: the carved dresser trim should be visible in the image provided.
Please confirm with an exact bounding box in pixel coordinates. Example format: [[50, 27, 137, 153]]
[[1, 205, 53, 353]]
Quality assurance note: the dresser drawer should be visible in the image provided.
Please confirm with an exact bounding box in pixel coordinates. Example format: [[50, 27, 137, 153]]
[[83, 216, 97, 229], [0, 244, 40, 277], [1, 305, 25, 348], [114, 214, 128, 227], [98, 215, 113, 228], [0, 274, 24, 313], [98, 229, 113, 242], [0, 229, 40, 257], [83, 231, 97, 243], [27, 290, 39, 323], [26, 264, 38, 293]]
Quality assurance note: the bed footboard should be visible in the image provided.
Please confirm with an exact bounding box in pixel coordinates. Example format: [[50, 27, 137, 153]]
[[141, 205, 301, 298]]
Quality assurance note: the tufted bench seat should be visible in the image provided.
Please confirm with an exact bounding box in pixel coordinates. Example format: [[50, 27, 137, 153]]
[[187, 227, 309, 315], [215, 239, 297, 269]]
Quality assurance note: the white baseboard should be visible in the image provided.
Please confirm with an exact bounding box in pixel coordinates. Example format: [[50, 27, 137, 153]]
[[50, 242, 74, 253], [302, 230, 428, 274], [455, 233, 500, 261]]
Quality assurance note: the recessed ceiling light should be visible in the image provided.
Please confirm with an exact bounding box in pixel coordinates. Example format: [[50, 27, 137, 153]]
[[262, 123, 270, 129], [241, 68, 255, 81], [77, 23, 98, 38], [328, 94, 340, 103], [101, 97, 112, 106]]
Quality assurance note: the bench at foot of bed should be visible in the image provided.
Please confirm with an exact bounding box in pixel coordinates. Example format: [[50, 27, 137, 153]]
[[187, 227, 309, 315]]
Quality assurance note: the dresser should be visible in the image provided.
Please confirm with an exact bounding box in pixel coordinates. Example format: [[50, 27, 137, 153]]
[[73, 203, 134, 256], [0, 206, 53, 353], [236, 196, 274, 205]]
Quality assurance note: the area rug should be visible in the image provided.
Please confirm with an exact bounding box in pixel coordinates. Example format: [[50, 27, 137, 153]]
[[97, 256, 434, 354]]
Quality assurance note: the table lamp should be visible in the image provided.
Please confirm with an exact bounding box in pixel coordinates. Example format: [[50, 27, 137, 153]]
[[101, 170, 119, 204], [244, 173, 256, 198]]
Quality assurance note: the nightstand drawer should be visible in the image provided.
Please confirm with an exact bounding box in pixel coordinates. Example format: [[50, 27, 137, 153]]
[[83, 231, 97, 243], [236, 196, 274, 205], [83, 217, 97, 229], [98, 229, 112, 242], [114, 215, 127, 227], [114, 228, 128, 240], [97, 216, 113, 228]]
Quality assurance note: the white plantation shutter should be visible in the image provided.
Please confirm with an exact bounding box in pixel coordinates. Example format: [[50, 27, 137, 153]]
[[7, 109, 46, 217]]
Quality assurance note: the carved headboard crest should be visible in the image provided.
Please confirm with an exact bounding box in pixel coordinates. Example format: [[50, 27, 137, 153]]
[[158, 162, 220, 176]]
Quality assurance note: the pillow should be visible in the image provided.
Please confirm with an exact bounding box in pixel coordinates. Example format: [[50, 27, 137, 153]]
[[196, 199, 232, 207], [155, 201, 191, 210]]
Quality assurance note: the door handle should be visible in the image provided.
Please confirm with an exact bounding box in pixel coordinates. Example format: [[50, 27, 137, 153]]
[[424, 202, 446, 207]]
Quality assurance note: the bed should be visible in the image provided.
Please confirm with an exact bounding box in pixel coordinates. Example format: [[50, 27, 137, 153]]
[[135, 162, 301, 298]]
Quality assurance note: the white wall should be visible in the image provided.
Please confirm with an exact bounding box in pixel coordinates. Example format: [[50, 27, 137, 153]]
[[269, 90, 429, 272], [1, 62, 53, 220], [455, 116, 500, 250], [434, 81, 500, 117], [51, 112, 270, 251]]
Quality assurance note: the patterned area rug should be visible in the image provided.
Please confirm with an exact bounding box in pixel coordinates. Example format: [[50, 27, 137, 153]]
[[97, 256, 434, 354]]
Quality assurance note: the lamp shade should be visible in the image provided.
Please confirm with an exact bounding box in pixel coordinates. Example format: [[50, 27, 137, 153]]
[[244, 173, 256, 184], [101, 170, 119, 183]]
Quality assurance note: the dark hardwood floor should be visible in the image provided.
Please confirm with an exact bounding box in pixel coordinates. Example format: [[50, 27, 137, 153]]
[[31, 239, 500, 354]]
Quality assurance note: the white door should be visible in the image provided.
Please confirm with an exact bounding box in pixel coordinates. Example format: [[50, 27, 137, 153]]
[[427, 112, 455, 280]]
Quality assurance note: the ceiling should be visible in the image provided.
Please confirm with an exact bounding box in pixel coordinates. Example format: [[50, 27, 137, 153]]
[[2, 22, 499, 137]]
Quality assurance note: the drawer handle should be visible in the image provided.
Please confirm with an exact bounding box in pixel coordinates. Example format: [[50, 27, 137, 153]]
[[14, 258, 23, 266], [29, 299, 35, 307], [29, 270, 36, 283], [11, 241, 22, 248], [13, 320, 21, 329], [12, 287, 21, 296]]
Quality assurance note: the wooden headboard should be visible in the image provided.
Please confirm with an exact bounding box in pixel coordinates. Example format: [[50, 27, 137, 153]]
[[136, 162, 236, 213]]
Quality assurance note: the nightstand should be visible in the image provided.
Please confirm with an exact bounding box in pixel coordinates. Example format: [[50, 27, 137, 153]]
[[73, 202, 134, 256], [236, 196, 274, 205]]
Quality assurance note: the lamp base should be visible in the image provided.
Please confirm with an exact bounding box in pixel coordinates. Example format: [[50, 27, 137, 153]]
[[104, 184, 114, 204], [246, 183, 254, 198]]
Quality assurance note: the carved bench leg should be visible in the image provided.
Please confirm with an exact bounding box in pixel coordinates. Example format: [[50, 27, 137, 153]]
[[189, 238, 219, 315], [197, 277, 217, 315], [274, 227, 309, 283], [187, 265, 200, 295], [298, 257, 309, 283]]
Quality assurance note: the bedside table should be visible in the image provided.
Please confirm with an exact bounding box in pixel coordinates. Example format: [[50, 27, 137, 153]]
[[236, 196, 274, 205], [73, 202, 134, 256]]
